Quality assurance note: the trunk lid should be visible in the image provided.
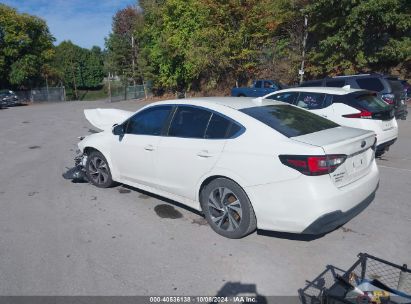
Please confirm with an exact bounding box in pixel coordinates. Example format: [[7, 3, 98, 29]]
[[292, 126, 376, 187]]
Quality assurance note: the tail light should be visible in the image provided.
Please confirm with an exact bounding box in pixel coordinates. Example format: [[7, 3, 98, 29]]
[[381, 93, 395, 105], [342, 109, 372, 119], [279, 154, 347, 176]]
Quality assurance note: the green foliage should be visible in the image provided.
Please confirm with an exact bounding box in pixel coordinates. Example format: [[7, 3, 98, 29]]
[[105, 5, 143, 83], [305, 0, 411, 77], [136, 0, 300, 91], [53, 41, 105, 96], [0, 4, 54, 88]]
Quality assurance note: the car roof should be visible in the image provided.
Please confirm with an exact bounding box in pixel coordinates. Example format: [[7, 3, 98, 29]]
[[153, 96, 283, 110], [272, 86, 366, 95]]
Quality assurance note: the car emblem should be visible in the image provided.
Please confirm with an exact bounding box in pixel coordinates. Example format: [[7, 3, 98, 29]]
[[361, 140, 366, 148]]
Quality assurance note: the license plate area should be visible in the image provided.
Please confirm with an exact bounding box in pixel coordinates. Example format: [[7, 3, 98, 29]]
[[346, 153, 366, 174], [382, 120, 394, 130]]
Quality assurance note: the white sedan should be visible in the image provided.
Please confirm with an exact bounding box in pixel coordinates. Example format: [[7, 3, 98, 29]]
[[72, 97, 379, 238], [262, 87, 398, 156]]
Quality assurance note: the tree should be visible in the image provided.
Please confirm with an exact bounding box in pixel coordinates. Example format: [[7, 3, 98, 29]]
[[0, 4, 55, 88], [105, 5, 144, 83], [53, 41, 104, 99], [305, 0, 411, 77], [138, 0, 294, 92]]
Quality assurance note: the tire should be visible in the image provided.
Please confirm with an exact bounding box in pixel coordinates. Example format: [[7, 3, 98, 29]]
[[200, 178, 257, 238], [237, 94, 246, 97], [85, 151, 115, 188]]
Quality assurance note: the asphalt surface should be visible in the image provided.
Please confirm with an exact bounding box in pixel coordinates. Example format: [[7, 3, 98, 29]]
[[0, 100, 410, 297]]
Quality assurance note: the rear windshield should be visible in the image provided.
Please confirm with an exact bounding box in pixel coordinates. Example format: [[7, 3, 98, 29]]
[[347, 93, 390, 112], [240, 104, 339, 137]]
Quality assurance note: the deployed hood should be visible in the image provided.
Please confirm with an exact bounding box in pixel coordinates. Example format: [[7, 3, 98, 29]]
[[84, 108, 133, 131]]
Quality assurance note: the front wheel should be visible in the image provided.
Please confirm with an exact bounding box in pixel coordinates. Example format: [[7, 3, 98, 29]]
[[200, 178, 257, 238], [85, 151, 115, 188]]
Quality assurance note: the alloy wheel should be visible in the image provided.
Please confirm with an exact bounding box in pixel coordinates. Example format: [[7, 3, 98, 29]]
[[88, 156, 109, 185], [207, 187, 242, 232]]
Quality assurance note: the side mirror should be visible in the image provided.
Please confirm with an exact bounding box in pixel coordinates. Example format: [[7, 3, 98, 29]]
[[112, 124, 125, 136]]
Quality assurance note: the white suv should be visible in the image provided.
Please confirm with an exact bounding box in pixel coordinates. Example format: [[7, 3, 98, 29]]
[[263, 87, 398, 156]]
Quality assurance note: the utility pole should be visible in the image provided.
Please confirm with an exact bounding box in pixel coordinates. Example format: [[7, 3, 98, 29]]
[[299, 15, 308, 84], [108, 73, 112, 103], [131, 36, 136, 86], [45, 75, 49, 102]]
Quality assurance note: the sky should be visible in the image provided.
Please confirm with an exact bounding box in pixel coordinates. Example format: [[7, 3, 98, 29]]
[[1, 0, 136, 49]]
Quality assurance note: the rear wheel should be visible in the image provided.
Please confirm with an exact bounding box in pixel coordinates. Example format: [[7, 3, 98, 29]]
[[200, 178, 257, 238], [85, 151, 115, 188]]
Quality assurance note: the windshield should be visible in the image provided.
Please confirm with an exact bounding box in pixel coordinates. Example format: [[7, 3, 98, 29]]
[[240, 104, 339, 137]]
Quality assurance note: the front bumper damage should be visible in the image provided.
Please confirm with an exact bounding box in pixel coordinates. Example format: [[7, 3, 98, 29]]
[[62, 151, 88, 182]]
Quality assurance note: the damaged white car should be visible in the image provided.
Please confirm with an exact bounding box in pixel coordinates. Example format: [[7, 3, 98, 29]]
[[66, 97, 380, 238]]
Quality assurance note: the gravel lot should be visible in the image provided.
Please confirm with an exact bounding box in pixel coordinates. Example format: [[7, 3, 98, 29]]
[[0, 100, 410, 297]]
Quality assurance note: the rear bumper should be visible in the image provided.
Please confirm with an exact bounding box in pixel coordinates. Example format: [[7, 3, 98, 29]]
[[302, 183, 378, 234], [376, 138, 397, 154], [245, 161, 379, 234]]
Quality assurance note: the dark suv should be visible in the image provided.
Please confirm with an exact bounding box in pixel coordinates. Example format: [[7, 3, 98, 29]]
[[300, 74, 408, 120], [0, 90, 19, 108]]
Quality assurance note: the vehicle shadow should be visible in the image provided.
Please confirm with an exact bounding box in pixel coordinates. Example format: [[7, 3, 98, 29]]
[[118, 184, 336, 241], [212, 281, 268, 303], [119, 184, 203, 217], [256, 230, 326, 241]]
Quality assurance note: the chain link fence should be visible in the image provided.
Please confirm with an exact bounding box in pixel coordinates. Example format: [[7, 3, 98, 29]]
[[13, 83, 151, 103], [14, 87, 65, 103], [109, 83, 151, 102]]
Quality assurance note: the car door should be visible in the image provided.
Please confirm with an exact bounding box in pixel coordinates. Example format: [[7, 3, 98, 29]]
[[110, 105, 174, 188], [251, 81, 263, 97], [154, 106, 229, 201], [294, 92, 333, 119], [261, 81, 275, 95]]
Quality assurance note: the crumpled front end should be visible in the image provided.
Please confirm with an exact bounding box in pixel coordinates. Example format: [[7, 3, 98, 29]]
[[62, 150, 88, 182]]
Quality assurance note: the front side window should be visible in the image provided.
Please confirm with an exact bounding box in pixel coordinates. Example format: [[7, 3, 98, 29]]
[[126, 105, 173, 136], [295, 92, 327, 110], [168, 106, 212, 138], [240, 104, 338, 138], [263, 81, 272, 88]]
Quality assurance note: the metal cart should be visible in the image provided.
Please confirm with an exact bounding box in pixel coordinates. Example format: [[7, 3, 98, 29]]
[[299, 253, 411, 304]]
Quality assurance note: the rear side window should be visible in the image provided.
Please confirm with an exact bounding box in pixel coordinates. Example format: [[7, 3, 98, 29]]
[[205, 114, 231, 139], [127, 105, 173, 136], [255, 81, 262, 88], [240, 104, 338, 137], [168, 106, 212, 138], [300, 81, 322, 87], [356, 78, 384, 92], [344, 93, 390, 112], [295, 92, 327, 109], [266, 92, 298, 104], [326, 79, 346, 87]]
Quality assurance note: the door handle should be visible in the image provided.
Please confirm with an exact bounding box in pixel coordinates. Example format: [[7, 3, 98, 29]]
[[144, 145, 155, 151], [321, 114, 328, 118], [197, 150, 213, 158]]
